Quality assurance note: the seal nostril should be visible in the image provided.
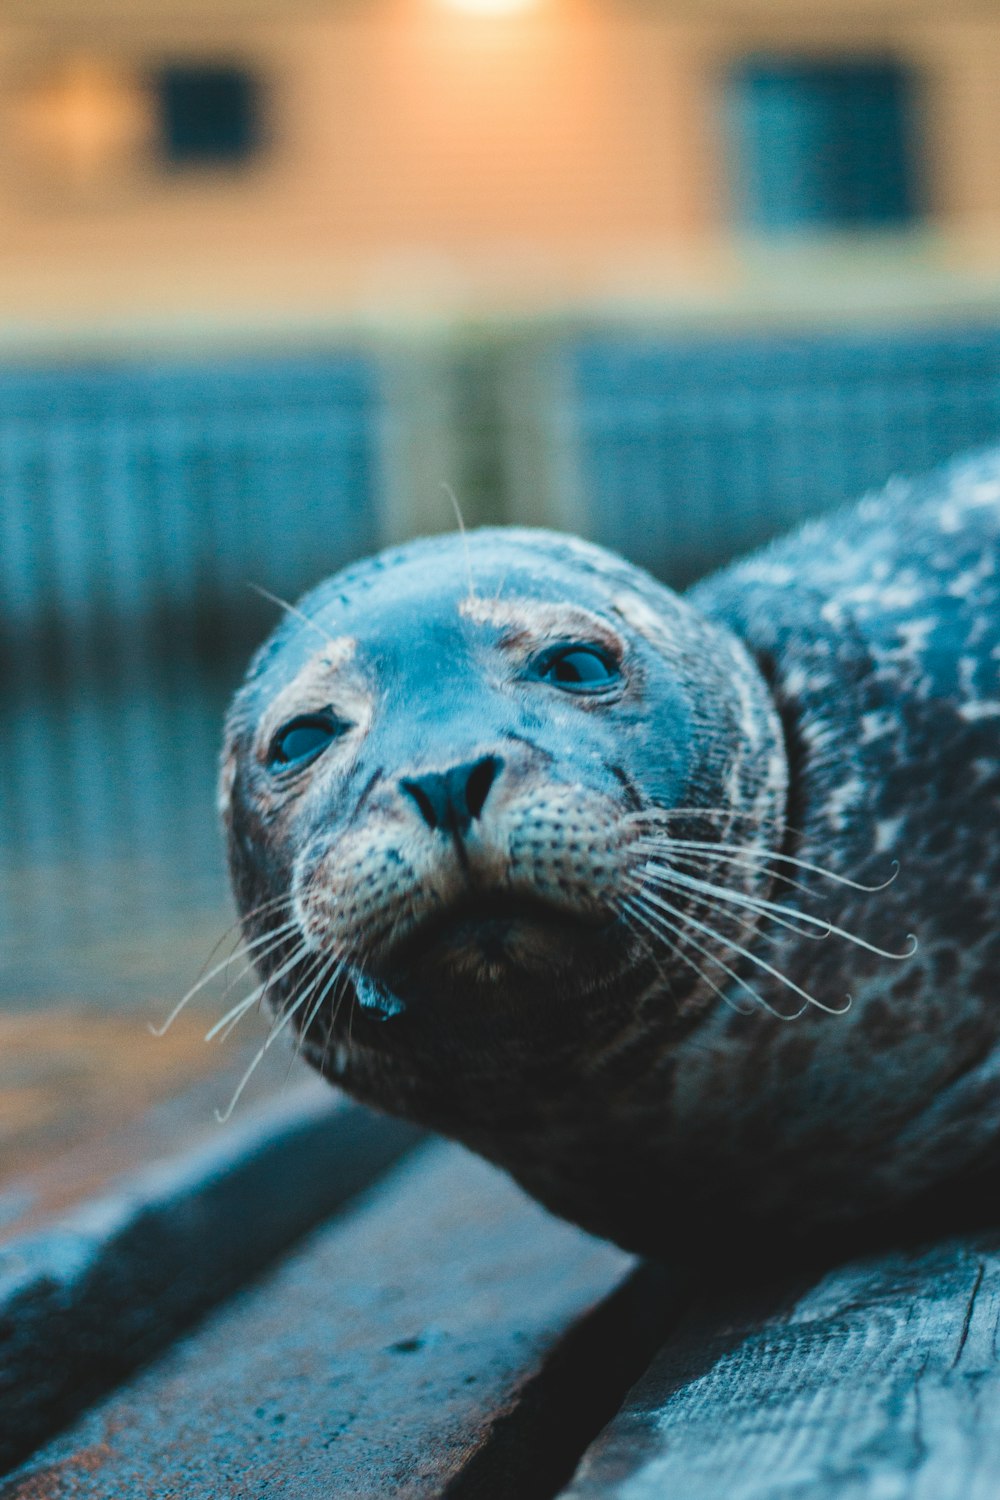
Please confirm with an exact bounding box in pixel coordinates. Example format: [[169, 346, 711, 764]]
[[464, 755, 502, 822], [400, 779, 440, 831], [401, 755, 503, 837]]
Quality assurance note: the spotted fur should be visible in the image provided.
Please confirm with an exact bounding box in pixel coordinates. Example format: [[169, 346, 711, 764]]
[[221, 451, 1000, 1257]]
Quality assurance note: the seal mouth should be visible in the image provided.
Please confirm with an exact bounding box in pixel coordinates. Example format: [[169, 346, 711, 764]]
[[377, 889, 607, 983]]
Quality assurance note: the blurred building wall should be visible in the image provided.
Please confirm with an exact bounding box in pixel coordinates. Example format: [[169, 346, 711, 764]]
[[2, 0, 1000, 339], [4, 0, 1000, 657]]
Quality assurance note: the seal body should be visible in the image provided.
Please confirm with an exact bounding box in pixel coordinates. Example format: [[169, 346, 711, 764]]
[[221, 451, 1000, 1257]]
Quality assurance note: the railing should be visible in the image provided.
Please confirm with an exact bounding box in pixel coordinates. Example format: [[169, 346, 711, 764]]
[[0, 355, 380, 665], [0, 354, 381, 999], [564, 324, 1000, 585], [3, 324, 999, 1002]]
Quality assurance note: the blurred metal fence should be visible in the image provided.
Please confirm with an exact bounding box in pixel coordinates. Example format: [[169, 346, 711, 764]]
[[0, 355, 380, 666], [0, 354, 381, 1000], [5, 325, 1000, 1004], [563, 325, 1000, 585]]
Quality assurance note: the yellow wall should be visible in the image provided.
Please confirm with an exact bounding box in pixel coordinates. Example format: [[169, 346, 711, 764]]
[[2, 0, 1000, 345]]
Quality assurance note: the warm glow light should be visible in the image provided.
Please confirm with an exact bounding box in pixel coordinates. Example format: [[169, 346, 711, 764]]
[[440, 0, 538, 17], [13, 57, 150, 190]]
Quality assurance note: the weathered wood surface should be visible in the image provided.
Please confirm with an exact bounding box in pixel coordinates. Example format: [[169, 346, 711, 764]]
[[0, 1078, 420, 1475], [563, 1231, 1000, 1500], [0, 1144, 679, 1500]]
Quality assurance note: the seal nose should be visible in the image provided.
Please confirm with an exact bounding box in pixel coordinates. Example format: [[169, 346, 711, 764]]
[[400, 755, 503, 837]]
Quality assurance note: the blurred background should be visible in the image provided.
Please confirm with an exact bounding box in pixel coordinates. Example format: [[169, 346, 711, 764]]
[[3, 0, 1000, 1169]]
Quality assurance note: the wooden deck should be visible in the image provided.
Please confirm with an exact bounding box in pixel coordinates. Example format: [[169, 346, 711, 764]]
[[1, 1054, 999, 1499]]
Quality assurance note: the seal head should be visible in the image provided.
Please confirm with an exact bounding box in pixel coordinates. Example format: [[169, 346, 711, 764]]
[[221, 527, 787, 1243]]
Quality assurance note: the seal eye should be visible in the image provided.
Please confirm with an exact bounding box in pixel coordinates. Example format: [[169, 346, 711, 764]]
[[268, 714, 344, 771], [535, 644, 621, 694]]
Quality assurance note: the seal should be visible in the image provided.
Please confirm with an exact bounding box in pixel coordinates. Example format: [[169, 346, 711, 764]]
[[219, 450, 1000, 1257]]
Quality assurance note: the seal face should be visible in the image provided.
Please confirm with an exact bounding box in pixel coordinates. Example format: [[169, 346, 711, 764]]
[[222, 453, 1000, 1257]]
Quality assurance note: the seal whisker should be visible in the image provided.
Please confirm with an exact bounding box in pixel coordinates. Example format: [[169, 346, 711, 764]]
[[216, 948, 352, 1122], [211, 984, 282, 1044], [205, 937, 310, 1043], [637, 859, 916, 960], [442, 482, 478, 604], [346, 982, 359, 1050], [638, 842, 821, 917], [627, 888, 810, 1021], [623, 892, 805, 1020], [631, 826, 900, 893], [289, 951, 349, 1073], [211, 918, 305, 1003], [214, 973, 328, 1124], [247, 582, 338, 646], [625, 894, 787, 1018], [626, 877, 849, 1017], [275, 950, 333, 1082], [627, 857, 799, 950], [320, 966, 358, 1074], [620, 896, 757, 1017], [637, 863, 832, 943], [270, 945, 325, 1033], [306, 958, 349, 1033], [634, 839, 817, 900], [171, 892, 299, 1009], [211, 920, 304, 1003], [150, 915, 300, 1036]]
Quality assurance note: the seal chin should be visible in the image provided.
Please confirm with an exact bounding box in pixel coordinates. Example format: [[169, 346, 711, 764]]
[[374, 890, 617, 997]]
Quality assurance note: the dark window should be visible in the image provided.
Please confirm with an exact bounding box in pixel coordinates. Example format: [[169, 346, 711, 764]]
[[728, 58, 921, 231], [154, 64, 262, 166]]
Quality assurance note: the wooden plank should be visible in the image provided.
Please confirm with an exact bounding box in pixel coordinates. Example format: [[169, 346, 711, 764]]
[[0, 1078, 420, 1475], [0, 1144, 681, 1500], [562, 1231, 1000, 1500]]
